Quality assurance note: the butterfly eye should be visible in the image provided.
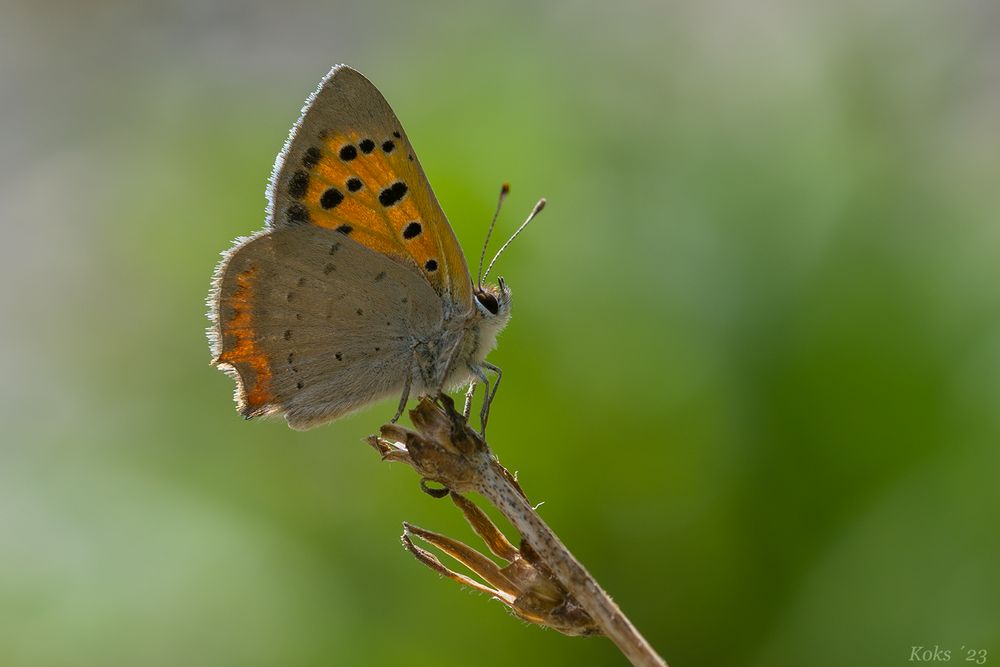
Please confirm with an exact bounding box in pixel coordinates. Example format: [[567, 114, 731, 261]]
[[475, 291, 500, 315]]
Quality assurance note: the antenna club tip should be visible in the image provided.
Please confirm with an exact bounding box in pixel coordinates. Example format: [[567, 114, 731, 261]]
[[534, 198, 547, 212], [501, 183, 511, 195]]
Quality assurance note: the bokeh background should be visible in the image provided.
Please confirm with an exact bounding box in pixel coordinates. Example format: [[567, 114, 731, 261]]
[[2, 1, 999, 665]]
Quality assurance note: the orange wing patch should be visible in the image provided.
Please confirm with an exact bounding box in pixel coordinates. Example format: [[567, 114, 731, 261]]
[[281, 130, 449, 295], [215, 264, 274, 415]]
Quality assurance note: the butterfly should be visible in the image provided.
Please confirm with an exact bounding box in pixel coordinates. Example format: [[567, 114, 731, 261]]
[[208, 65, 541, 431]]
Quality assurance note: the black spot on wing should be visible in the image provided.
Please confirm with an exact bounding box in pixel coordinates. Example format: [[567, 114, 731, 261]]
[[346, 177, 362, 192], [339, 144, 357, 161], [336, 224, 352, 235], [303, 147, 321, 169], [321, 188, 344, 209], [359, 138, 375, 154], [403, 221, 422, 239], [425, 259, 438, 272], [382, 140, 395, 153], [379, 181, 408, 207], [288, 170, 309, 199], [286, 203, 310, 226]]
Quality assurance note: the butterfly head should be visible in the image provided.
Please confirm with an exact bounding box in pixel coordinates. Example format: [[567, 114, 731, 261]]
[[474, 276, 511, 320], [472, 186, 543, 327]]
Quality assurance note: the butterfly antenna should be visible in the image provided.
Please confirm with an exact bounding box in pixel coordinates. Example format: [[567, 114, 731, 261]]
[[482, 197, 546, 283], [477, 183, 510, 289]]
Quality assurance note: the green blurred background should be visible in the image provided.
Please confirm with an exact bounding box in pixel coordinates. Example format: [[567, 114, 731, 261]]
[[2, 1, 998, 665]]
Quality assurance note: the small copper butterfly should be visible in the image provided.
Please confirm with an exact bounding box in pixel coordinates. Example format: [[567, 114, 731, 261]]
[[208, 65, 541, 431]]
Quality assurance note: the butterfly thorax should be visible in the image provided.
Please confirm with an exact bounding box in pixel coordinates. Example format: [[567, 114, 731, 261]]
[[432, 282, 511, 391]]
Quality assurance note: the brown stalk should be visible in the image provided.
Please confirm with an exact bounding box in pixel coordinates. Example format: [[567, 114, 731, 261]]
[[366, 395, 668, 667]]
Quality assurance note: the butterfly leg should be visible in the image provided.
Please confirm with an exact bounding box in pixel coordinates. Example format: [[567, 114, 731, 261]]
[[463, 381, 477, 419], [391, 373, 413, 423], [481, 361, 503, 433], [467, 365, 495, 436]]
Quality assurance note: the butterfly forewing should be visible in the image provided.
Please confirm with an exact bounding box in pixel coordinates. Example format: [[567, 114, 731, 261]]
[[269, 65, 473, 320], [210, 225, 444, 430]]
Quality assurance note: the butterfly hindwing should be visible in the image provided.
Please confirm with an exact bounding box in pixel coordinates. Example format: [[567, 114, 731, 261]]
[[268, 65, 473, 320], [210, 225, 444, 429]]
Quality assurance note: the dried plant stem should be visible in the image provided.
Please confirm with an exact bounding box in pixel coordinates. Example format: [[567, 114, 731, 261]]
[[476, 462, 667, 667], [369, 396, 668, 667]]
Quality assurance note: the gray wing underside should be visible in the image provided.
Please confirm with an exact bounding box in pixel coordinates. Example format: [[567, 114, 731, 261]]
[[210, 225, 444, 430]]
